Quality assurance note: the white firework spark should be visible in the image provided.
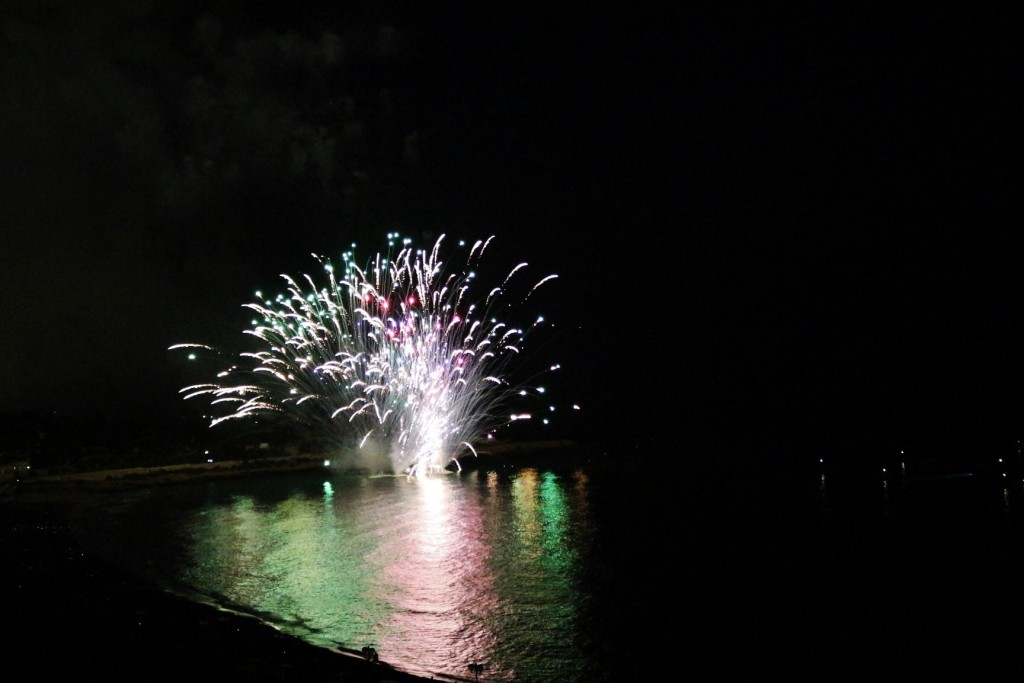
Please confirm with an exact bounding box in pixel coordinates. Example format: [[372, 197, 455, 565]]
[[171, 233, 563, 475]]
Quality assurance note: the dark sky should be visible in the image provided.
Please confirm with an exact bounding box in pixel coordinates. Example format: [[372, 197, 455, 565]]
[[1, 3, 1020, 455]]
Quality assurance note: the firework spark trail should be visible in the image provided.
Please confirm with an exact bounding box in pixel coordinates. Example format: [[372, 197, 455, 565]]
[[170, 233, 564, 475]]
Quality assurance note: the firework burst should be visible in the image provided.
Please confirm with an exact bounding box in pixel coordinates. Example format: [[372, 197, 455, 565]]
[[171, 233, 565, 475]]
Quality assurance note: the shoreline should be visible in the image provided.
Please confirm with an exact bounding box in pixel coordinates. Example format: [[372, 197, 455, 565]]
[[1, 440, 582, 681], [7, 438, 582, 494], [2, 493, 453, 683]]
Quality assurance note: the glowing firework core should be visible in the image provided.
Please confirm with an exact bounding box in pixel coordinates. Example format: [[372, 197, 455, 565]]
[[171, 234, 560, 476]]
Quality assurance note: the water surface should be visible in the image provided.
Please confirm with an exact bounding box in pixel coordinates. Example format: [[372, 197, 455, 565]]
[[80, 460, 607, 681], [73, 449, 1024, 680]]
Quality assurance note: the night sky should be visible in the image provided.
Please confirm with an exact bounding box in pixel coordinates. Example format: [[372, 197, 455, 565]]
[[1, 3, 1019, 460]]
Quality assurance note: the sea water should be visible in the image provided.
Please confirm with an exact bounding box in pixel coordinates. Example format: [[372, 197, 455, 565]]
[[71, 448, 1024, 681]]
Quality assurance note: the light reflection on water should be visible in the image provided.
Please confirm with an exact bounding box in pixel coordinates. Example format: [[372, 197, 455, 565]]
[[71, 452, 1024, 681], [94, 465, 600, 682]]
